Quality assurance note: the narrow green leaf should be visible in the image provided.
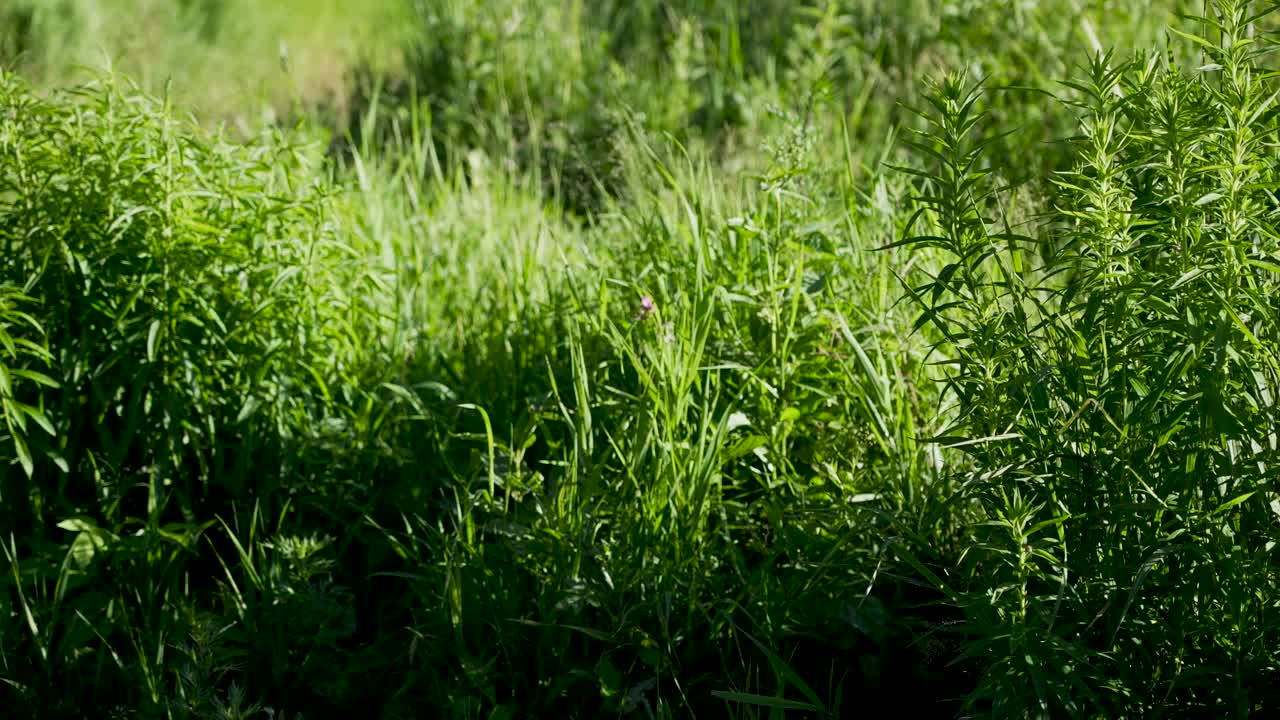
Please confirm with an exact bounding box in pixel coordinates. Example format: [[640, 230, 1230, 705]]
[[12, 431, 32, 478], [1171, 267, 1208, 289], [5, 398, 27, 434], [146, 319, 161, 362], [711, 691, 819, 712], [1245, 258, 1280, 274], [942, 433, 1021, 449], [9, 369, 58, 388], [740, 629, 826, 712], [24, 406, 55, 437], [1211, 492, 1256, 517]]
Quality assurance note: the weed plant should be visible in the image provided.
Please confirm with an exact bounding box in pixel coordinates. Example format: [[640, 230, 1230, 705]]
[[895, 1, 1280, 715], [0, 69, 405, 716]]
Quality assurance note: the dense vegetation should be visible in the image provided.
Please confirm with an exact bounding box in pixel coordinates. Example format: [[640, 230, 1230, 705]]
[[2, 1, 1279, 717]]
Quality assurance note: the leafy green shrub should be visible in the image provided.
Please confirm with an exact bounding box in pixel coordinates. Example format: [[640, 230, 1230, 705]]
[[898, 1, 1280, 715], [0, 69, 390, 712]]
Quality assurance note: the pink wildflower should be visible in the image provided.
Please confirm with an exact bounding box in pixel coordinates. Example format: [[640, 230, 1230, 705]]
[[637, 294, 656, 320]]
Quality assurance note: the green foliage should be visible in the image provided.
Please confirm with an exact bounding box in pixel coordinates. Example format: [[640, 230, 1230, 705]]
[[0, 0, 409, 125], [0, 284, 56, 479], [0, 70, 377, 513], [0, 69, 398, 715], [897, 1, 1280, 715], [337, 0, 1173, 222], [3, 1, 1280, 718]]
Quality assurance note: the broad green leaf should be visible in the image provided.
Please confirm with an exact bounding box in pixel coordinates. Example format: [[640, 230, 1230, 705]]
[[725, 434, 768, 461], [57, 517, 101, 533], [236, 395, 261, 424], [68, 532, 98, 569]]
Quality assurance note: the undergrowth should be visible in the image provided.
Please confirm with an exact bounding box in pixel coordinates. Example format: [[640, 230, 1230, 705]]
[[1, 1, 1279, 719]]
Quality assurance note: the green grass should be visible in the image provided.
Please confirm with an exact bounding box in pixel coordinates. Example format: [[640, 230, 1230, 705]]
[[2, 1, 1280, 718], [0, 0, 409, 129]]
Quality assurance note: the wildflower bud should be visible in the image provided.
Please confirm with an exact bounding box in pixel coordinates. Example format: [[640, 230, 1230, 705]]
[[637, 295, 656, 320]]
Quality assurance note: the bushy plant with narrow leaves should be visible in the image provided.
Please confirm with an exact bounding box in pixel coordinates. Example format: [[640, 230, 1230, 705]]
[[896, 2, 1280, 716], [0, 69, 396, 714]]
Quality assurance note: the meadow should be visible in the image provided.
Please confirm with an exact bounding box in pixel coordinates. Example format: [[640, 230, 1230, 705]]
[[1, 1, 1279, 717]]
